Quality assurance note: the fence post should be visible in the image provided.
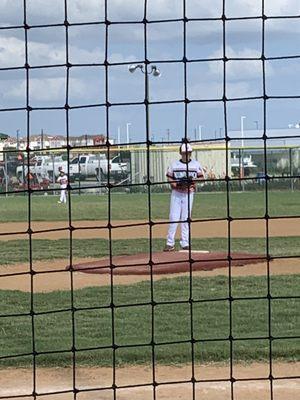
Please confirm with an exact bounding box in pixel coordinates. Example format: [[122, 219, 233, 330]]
[[4, 151, 8, 197], [78, 153, 81, 195], [238, 148, 242, 191], [98, 152, 101, 195], [52, 154, 55, 185], [289, 147, 293, 191]]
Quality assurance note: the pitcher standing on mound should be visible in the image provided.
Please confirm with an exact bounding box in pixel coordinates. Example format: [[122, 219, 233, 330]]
[[164, 142, 204, 251]]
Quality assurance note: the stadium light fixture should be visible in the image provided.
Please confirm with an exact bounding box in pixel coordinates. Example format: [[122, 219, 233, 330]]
[[129, 64, 143, 73], [128, 64, 161, 77], [151, 65, 161, 77]]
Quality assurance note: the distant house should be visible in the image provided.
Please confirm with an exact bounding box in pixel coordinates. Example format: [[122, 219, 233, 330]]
[[69, 134, 113, 147], [2, 133, 113, 153]]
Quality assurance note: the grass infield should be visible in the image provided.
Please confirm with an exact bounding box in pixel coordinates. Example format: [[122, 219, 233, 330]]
[[0, 191, 299, 368], [0, 237, 299, 265], [0, 191, 299, 222], [0, 275, 299, 367]]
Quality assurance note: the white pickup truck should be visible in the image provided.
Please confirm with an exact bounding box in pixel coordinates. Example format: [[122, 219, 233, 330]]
[[69, 154, 128, 181], [16, 156, 68, 182], [36, 156, 68, 179]]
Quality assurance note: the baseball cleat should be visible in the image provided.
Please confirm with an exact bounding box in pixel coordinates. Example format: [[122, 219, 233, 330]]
[[163, 245, 175, 252], [181, 246, 190, 250]]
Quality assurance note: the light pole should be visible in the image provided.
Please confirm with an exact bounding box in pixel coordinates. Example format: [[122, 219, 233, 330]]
[[117, 126, 121, 145], [198, 125, 202, 141], [166, 129, 170, 142], [16, 129, 20, 150], [126, 123, 131, 147], [241, 116, 246, 148], [128, 64, 161, 142], [41, 128, 44, 149]]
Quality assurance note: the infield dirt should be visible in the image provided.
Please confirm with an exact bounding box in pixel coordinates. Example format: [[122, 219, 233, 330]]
[[0, 217, 299, 240]]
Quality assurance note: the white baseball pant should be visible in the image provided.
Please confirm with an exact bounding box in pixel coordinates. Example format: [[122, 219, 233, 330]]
[[59, 188, 67, 203], [166, 190, 194, 248]]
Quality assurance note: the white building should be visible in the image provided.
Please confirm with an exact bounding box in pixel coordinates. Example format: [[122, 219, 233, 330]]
[[2, 134, 112, 151]]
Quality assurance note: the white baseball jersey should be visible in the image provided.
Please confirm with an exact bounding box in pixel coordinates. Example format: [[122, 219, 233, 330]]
[[57, 174, 68, 189], [166, 159, 203, 193]]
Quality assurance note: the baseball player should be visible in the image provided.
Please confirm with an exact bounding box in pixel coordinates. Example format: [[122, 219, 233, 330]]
[[164, 142, 204, 251], [57, 169, 68, 204]]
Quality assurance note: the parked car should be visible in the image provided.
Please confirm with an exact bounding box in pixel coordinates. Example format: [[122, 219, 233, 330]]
[[16, 156, 68, 183], [69, 154, 128, 182]]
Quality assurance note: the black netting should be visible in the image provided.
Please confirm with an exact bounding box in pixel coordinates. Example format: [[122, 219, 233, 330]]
[[0, 1, 299, 399]]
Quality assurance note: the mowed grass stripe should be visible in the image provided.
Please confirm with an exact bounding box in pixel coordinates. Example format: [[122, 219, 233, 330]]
[[0, 275, 299, 367], [0, 237, 300, 265], [0, 191, 300, 222]]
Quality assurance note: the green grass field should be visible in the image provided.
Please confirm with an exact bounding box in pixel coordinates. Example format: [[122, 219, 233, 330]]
[[0, 275, 299, 367], [0, 237, 299, 265], [0, 190, 299, 368], [0, 190, 299, 222]]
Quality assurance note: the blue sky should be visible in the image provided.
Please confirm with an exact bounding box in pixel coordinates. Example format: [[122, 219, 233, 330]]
[[0, 0, 300, 144]]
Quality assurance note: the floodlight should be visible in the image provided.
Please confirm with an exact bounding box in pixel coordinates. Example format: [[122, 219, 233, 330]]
[[129, 64, 137, 73], [151, 66, 161, 77]]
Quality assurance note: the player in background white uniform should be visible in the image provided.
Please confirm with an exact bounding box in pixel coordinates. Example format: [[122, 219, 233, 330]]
[[164, 143, 204, 251], [57, 170, 68, 204]]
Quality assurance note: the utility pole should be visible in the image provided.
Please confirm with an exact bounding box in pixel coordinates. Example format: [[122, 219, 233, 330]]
[[198, 125, 202, 141], [166, 129, 170, 142], [117, 126, 121, 145], [126, 123, 131, 147], [16, 129, 20, 150], [241, 116, 246, 148], [41, 128, 44, 149]]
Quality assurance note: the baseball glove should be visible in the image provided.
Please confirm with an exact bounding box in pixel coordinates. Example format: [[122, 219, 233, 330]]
[[176, 177, 194, 189]]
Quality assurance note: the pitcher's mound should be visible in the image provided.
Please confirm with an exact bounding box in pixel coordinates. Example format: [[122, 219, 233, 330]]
[[69, 251, 265, 275]]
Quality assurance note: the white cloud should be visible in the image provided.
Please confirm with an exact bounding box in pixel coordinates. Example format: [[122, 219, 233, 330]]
[[187, 76, 258, 101], [0, 0, 23, 26], [0, 0, 296, 107], [0, 0, 299, 56], [225, 0, 262, 17], [26, 0, 65, 24], [0, 35, 106, 67], [6, 77, 65, 102], [208, 47, 275, 81], [7, 76, 96, 103], [0, 36, 24, 67], [0, 0, 299, 26], [67, 0, 105, 22], [264, 0, 300, 15], [226, 59, 262, 81], [188, 81, 222, 100], [226, 81, 257, 99]]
